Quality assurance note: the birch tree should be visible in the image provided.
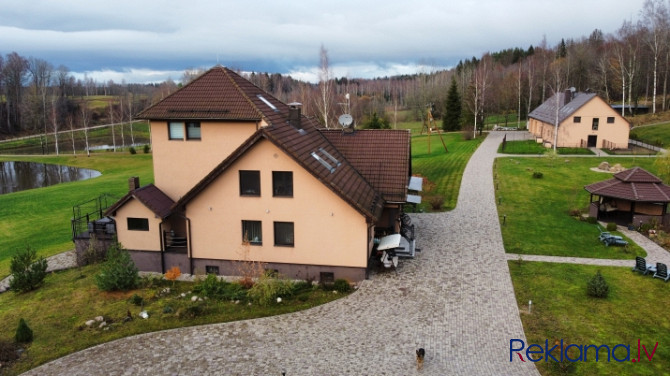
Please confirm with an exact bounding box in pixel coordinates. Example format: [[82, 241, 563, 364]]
[[639, 0, 669, 114], [549, 58, 567, 151], [317, 44, 333, 128]]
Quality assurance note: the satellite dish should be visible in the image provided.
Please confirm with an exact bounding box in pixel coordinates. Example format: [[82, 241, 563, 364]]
[[338, 114, 353, 128]]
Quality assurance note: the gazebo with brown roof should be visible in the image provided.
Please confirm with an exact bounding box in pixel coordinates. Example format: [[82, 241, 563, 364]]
[[585, 167, 670, 227]]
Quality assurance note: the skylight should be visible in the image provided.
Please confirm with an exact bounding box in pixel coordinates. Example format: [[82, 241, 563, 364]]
[[311, 152, 335, 173], [318, 147, 341, 167], [257, 95, 278, 112]]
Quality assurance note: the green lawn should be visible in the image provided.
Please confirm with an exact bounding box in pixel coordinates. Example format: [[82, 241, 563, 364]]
[[411, 132, 484, 211], [0, 153, 153, 278], [498, 140, 594, 155], [0, 121, 150, 154], [509, 261, 669, 376], [495, 156, 656, 258], [630, 122, 670, 148], [0, 264, 346, 375]]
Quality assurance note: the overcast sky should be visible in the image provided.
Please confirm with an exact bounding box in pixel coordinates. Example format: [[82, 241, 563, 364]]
[[1, 0, 644, 83]]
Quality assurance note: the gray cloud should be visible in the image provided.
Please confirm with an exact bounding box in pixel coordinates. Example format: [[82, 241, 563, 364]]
[[0, 0, 644, 83]]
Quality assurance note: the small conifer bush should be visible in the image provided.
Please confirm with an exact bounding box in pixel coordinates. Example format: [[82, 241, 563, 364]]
[[95, 241, 139, 291], [587, 271, 609, 298], [9, 246, 48, 293], [15, 318, 33, 343]]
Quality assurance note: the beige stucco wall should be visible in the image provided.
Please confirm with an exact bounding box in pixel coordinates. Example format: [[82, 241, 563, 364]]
[[151, 120, 259, 200], [186, 139, 369, 269], [115, 199, 162, 251], [530, 97, 630, 148]]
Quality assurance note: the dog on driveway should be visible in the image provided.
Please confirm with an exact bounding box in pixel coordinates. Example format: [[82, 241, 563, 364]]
[[416, 348, 425, 370]]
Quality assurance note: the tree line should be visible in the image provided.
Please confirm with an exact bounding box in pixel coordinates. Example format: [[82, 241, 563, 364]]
[[1, 0, 668, 140]]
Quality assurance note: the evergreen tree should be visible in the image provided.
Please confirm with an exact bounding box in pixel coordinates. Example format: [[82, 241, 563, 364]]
[[443, 78, 462, 131], [364, 112, 390, 129], [95, 241, 139, 291], [557, 38, 567, 58], [9, 246, 48, 293]]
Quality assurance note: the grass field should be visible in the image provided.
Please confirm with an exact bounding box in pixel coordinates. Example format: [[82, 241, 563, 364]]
[[498, 140, 595, 155], [495, 156, 655, 258], [630, 122, 670, 148], [0, 121, 150, 155], [509, 261, 669, 376], [411, 132, 484, 211], [0, 153, 153, 278]]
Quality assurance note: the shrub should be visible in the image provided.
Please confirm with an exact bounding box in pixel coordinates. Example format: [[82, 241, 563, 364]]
[[143, 144, 151, 154], [165, 266, 181, 283], [532, 171, 543, 179], [182, 303, 205, 318], [15, 318, 33, 343], [0, 340, 19, 362], [129, 146, 137, 154], [428, 195, 444, 210], [333, 279, 352, 293], [247, 272, 295, 306], [568, 208, 581, 217], [606, 222, 617, 231], [193, 274, 246, 300], [586, 217, 598, 224], [9, 245, 48, 293], [162, 305, 174, 314], [292, 280, 314, 293], [586, 271, 609, 298], [129, 294, 144, 306], [95, 241, 139, 291]]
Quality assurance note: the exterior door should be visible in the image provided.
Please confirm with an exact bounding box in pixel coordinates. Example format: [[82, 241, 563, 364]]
[[587, 135, 597, 147]]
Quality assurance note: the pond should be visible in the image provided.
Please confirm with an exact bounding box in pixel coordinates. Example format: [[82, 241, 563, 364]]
[[0, 161, 101, 195]]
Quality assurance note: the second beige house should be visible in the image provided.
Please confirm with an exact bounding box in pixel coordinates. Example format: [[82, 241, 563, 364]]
[[528, 90, 630, 149]]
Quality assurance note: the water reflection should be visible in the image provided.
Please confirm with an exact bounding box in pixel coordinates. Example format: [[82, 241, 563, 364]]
[[0, 161, 101, 194]]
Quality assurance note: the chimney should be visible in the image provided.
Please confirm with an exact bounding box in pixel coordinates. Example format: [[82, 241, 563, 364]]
[[288, 102, 302, 129], [564, 89, 572, 105], [129, 176, 140, 192]]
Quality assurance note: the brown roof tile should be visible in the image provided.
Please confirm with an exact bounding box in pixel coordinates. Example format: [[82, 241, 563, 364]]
[[169, 67, 388, 221], [320, 129, 411, 202], [584, 167, 670, 202], [137, 66, 271, 121], [106, 184, 175, 218]]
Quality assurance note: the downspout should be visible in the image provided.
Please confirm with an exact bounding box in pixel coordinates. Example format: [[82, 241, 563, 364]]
[[159, 221, 165, 274], [186, 216, 193, 275]]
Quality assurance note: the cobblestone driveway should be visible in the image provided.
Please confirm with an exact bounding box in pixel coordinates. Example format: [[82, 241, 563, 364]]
[[25, 132, 538, 375]]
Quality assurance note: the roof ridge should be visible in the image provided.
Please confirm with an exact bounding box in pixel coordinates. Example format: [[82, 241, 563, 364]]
[[651, 181, 670, 201], [221, 68, 266, 121]]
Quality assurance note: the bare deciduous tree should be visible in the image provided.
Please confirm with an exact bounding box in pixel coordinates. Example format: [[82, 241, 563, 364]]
[[639, 0, 669, 113], [317, 44, 333, 128]]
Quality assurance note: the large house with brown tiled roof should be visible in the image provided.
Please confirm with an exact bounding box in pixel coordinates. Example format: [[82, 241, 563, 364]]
[[103, 66, 415, 282], [528, 90, 630, 149]]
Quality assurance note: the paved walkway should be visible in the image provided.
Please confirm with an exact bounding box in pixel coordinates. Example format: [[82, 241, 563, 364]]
[[24, 132, 539, 375]]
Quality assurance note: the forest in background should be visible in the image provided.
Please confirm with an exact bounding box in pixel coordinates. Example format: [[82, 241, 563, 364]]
[[0, 0, 669, 140]]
